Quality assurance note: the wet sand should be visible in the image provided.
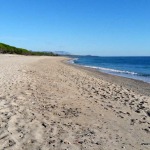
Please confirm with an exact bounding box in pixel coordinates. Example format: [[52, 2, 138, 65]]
[[0, 54, 150, 150]]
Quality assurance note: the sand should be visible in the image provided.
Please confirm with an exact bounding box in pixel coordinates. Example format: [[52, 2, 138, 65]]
[[0, 54, 150, 150]]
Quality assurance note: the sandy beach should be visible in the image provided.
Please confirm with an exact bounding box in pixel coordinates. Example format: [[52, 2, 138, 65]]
[[0, 54, 150, 150]]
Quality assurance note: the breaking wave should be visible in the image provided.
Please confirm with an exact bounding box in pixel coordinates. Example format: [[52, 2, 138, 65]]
[[84, 65, 138, 75]]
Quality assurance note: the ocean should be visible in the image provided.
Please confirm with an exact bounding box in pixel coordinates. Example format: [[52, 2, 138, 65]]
[[69, 56, 150, 83]]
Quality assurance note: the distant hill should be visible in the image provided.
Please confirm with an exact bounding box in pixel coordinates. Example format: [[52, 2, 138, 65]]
[[54, 51, 70, 55], [0, 43, 58, 56]]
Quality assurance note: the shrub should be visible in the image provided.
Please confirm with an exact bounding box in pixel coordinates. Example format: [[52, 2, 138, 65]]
[[0, 43, 58, 56]]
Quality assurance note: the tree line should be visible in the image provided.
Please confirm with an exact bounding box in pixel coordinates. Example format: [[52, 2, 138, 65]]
[[0, 43, 58, 56]]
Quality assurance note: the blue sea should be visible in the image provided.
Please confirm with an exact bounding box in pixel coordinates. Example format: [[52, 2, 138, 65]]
[[69, 56, 150, 83]]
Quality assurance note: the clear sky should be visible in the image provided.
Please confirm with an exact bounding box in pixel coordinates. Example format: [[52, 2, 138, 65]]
[[0, 0, 150, 56]]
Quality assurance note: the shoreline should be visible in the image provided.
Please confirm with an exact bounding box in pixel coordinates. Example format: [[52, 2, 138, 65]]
[[0, 54, 150, 150], [67, 56, 150, 83], [65, 57, 150, 96]]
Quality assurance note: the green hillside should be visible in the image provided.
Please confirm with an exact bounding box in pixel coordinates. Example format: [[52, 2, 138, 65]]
[[0, 43, 58, 56]]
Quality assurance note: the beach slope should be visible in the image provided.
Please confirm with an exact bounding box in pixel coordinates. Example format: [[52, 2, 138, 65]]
[[0, 55, 149, 150]]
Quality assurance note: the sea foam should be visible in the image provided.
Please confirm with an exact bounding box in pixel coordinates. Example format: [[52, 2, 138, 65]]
[[84, 65, 138, 75]]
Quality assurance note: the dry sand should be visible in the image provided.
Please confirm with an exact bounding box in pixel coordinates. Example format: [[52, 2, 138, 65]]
[[0, 54, 150, 150]]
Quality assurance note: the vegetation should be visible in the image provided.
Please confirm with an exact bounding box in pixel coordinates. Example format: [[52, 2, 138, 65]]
[[0, 42, 58, 56]]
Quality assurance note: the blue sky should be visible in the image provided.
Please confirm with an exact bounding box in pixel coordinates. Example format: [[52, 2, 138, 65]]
[[0, 0, 150, 56]]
